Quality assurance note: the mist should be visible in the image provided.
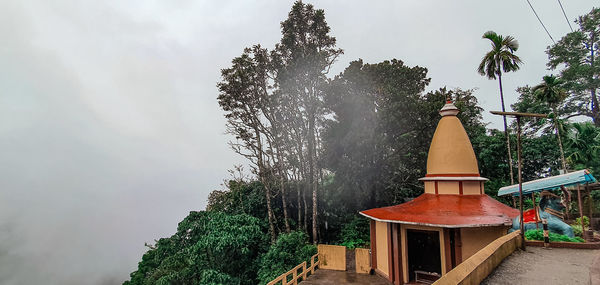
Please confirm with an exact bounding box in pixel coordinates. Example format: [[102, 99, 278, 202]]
[[0, 0, 595, 284]]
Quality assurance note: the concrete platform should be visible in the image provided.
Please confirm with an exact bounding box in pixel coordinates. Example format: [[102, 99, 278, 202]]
[[300, 270, 391, 285], [482, 247, 600, 285]]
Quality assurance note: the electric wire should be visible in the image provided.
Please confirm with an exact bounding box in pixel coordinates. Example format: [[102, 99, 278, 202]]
[[557, 0, 574, 32], [525, 0, 556, 44]]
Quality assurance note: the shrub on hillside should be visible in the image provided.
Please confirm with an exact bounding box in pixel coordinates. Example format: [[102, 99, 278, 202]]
[[257, 231, 317, 284], [124, 211, 266, 285], [338, 215, 370, 249]]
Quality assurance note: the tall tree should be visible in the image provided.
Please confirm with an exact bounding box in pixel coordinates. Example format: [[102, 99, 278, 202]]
[[477, 31, 523, 184], [273, 1, 343, 243], [217, 46, 280, 243], [532, 75, 568, 171], [547, 8, 600, 125], [323, 59, 430, 211], [218, 1, 342, 243]]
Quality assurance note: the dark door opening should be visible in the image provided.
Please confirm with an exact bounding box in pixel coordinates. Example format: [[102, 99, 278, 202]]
[[407, 229, 441, 281]]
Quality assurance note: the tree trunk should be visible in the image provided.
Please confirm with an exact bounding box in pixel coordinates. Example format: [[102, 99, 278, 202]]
[[308, 110, 318, 244], [280, 176, 291, 233], [553, 107, 568, 172], [255, 128, 277, 243], [588, 189, 594, 231], [297, 179, 302, 230], [293, 168, 302, 230], [296, 141, 309, 232], [498, 73, 515, 184], [590, 33, 599, 126], [263, 181, 277, 243], [275, 143, 291, 233], [303, 183, 308, 232]]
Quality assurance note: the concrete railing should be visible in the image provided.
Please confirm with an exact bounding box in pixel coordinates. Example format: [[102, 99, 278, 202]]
[[317, 244, 346, 270], [266, 254, 319, 285], [432, 230, 522, 285], [355, 248, 371, 273], [316, 244, 371, 273]]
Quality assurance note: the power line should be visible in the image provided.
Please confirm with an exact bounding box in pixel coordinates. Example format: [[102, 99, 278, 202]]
[[525, 0, 556, 44], [557, 0, 574, 32]]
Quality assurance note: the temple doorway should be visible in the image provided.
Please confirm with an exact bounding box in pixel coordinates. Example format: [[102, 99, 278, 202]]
[[406, 229, 441, 281]]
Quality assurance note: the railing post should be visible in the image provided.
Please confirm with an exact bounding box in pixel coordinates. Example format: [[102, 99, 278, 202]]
[[542, 219, 549, 248], [292, 268, 298, 285], [302, 261, 307, 280]]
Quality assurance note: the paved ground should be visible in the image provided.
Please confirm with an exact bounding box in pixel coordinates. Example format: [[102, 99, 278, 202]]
[[299, 270, 390, 285], [482, 247, 600, 285]]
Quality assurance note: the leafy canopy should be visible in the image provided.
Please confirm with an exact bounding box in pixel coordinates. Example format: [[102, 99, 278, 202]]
[[257, 231, 317, 284], [124, 211, 266, 285]]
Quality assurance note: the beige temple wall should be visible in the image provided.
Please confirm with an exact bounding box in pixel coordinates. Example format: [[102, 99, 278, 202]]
[[401, 224, 447, 284], [375, 221, 389, 277], [424, 181, 435, 194], [462, 181, 482, 195], [317, 244, 346, 270], [460, 226, 509, 260], [424, 180, 483, 195], [438, 181, 458, 194]]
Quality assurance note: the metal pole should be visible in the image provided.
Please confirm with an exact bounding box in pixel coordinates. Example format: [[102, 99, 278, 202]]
[[517, 116, 525, 250], [543, 218, 549, 248], [533, 193, 539, 229], [587, 183, 593, 231], [577, 185, 585, 241]]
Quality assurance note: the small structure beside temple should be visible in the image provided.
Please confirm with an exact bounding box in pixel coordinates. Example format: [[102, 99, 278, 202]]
[[360, 101, 519, 285]]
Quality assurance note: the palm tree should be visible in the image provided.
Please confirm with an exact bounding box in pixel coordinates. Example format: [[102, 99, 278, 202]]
[[532, 75, 568, 172], [478, 31, 523, 184]]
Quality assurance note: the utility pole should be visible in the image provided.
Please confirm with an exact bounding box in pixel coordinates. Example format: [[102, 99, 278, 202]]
[[491, 111, 547, 250]]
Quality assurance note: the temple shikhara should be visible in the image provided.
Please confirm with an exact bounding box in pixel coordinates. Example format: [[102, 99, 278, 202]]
[[360, 101, 519, 284]]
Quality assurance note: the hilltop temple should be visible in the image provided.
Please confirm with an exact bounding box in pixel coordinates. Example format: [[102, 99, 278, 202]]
[[360, 100, 519, 284]]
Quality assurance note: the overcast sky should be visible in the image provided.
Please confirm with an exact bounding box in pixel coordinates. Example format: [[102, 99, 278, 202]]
[[0, 1, 596, 284]]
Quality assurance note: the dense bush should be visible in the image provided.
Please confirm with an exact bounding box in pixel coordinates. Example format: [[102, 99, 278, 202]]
[[571, 216, 590, 237], [124, 211, 267, 285], [525, 229, 584, 243], [257, 231, 317, 284], [338, 215, 370, 249]]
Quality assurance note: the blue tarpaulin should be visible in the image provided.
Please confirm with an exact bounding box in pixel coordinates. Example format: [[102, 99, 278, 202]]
[[498, 169, 597, 196]]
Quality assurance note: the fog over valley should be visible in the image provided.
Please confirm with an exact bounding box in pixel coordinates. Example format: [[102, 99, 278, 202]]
[[0, 0, 595, 284]]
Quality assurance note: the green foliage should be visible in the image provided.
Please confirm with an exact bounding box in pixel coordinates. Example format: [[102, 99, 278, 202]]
[[525, 229, 584, 243], [533, 75, 567, 107], [124, 211, 267, 285], [198, 270, 239, 285], [477, 31, 522, 79], [575, 215, 590, 227], [547, 8, 600, 124], [511, 86, 555, 133], [565, 122, 600, 174], [323, 59, 431, 210], [257, 231, 317, 285], [571, 216, 590, 237], [323, 60, 486, 211], [207, 180, 268, 220], [572, 224, 583, 238], [338, 216, 370, 249]]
